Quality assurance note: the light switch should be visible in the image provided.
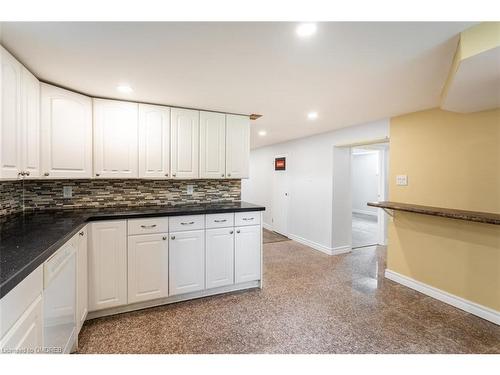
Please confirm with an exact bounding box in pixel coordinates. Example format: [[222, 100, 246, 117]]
[[396, 175, 408, 186], [63, 186, 73, 198], [186, 185, 194, 195]]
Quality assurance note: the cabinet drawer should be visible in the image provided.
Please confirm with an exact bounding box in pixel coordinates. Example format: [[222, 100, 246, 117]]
[[235, 212, 261, 226], [206, 213, 234, 229], [169, 215, 205, 232], [128, 217, 169, 235], [0, 266, 43, 339]]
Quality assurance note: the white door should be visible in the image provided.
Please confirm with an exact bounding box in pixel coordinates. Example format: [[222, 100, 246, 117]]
[[138, 104, 170, 178], [93, 99, 138, 178], [1, 47, 22, 179], [225, 114, 250, 179], [272, 157, 289, 236], [206, 227, 234, 289], [88, 221, 127, 311], [170, 108, 199, 179], [234, 225, 261, 283], [169, 230, 205, 295], [200, 111, 226, 179], [0, 296, 43, 353], [76, 227, 88, 333], [128, 233, 169, 303], [40, 83, 92, 178], [20, 67, 40, 178]]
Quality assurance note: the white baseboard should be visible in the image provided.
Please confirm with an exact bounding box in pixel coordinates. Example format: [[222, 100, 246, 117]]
[[385, 269, 500, 325], [353, 209, 377, 217], [262, 222, 273, 231], [286, 233, 351, 256]]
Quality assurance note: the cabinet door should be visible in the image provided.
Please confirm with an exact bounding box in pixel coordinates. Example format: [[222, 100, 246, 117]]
[[21, 68, 40, 178], [1, 47, 22, 179], [88, 221, 127, 311], [206, 227, 234, 289], [40, 83, 92, 178], [93, 99, 138, 178], [0, 295, 43, 353], [200, 111, 226, 179], [76, 227, 88, 332], [235, 225, 261, 283], [170, 108, 199, 179], [128, 233, 169, 303], [138, 104, 170, 178], [225, 114, 250, 179], [169, 230, 205, 295]]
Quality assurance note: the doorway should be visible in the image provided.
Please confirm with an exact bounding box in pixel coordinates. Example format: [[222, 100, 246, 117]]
[[350, 143, 389, 249]]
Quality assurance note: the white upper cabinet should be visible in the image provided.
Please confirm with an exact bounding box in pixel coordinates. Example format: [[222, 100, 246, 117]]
[[170, 108, 199, 179], [138, 104, 170, 179], [1, 47, 22, 179], [225, 114, 250, 179], [93, 99, 138, 178], [40, 84, 92, 178], [21, 68, 40, 178], [200, 111, 226, 179]]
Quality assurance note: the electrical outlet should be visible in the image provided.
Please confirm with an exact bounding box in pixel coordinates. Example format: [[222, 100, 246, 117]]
[[186, 185, 194, 195], [396, 175, 408, 186], [63, 186, 73, 198]]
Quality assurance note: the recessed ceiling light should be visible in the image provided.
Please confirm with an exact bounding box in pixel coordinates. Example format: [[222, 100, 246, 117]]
[[296, 23, 317, 38], [258, 130, 267, 136], [307, 111, 318, 120], [116, 84, 133, 94]]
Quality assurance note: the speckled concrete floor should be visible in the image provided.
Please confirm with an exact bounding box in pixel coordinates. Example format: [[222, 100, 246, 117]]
[[77, 241, 500, 354], [352, 212, 378, 248]]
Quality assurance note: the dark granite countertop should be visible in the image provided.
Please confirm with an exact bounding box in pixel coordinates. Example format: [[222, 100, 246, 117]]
[[0, 201, 265, 298], [367, 201, 500, 225]]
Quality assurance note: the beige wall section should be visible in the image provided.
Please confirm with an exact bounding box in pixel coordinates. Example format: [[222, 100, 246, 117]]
[[388, 108, 500, 311]]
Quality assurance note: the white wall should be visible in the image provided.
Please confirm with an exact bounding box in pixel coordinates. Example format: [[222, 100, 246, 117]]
[[241, 119, 389, 253], [351, 151, 379, 216]]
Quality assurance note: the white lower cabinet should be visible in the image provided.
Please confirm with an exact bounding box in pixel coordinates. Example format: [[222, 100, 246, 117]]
[[0, 296, 43, 353], [128, 233, 169, 303], [235, 225, 261, 283], [169, 230, 205, 296], [76, 227, 88, 333], [205, 227, 234, 289], [88, 221, 127, 311]]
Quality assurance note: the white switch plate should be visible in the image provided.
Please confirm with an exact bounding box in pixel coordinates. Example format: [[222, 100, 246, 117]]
[[63, 186, 73, 198], [186, 185, 194, 195], [396, 175, 408, 186]]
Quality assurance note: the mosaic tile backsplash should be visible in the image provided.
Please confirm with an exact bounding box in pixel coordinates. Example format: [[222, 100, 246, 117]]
[[0, 181, 23, 216], [1, 179, 241, 215]]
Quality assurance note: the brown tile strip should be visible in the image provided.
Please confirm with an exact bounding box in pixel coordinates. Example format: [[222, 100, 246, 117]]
[[368, 201, 500, 225]]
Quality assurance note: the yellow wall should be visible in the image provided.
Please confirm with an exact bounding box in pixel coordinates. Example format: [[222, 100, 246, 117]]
[[388, 108, 500, 311]]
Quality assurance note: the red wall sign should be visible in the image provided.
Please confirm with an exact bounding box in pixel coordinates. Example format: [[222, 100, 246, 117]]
[[275, 157, 286, 170]]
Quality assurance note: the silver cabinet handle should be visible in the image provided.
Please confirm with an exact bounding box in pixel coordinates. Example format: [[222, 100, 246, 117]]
[[221, 174, 224, 177], [25, 171, 30, 176], [43, 172, 49, 176], [181, 221, 195, 225], [236, 230, 240, 233], [165, 173, 169, 177], [18, 171, 25, 177], [172, 173, 176, 177], [79, 231, 84, 236], [162, 236, 167, 241], [95, 173, 100, 177], [141, 224, 157, 229], [230, 230, 234, 234], [214, 219, 227, 223], [242, 217, 254, 221], [228, 173, 231, 177], [171, 235, 176, 240]]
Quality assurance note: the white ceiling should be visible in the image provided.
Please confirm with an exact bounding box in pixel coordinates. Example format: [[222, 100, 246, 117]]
[[0, 22, 474, 149]]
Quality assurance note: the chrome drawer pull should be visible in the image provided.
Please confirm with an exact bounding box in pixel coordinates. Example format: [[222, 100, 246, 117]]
[[242, 217, 254, 221], [181, 221, 195, 225], [140, 224, 157, 229], [214, 219, 227, 223]]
